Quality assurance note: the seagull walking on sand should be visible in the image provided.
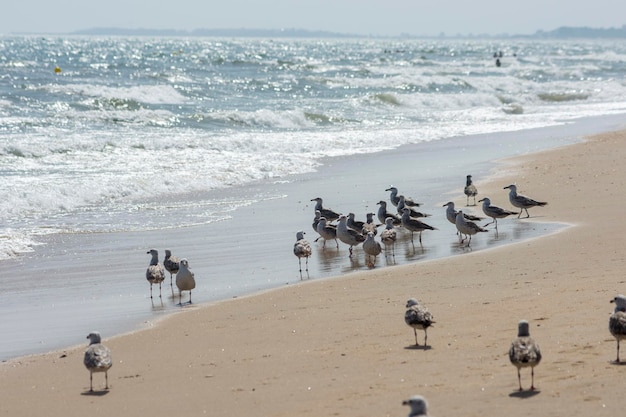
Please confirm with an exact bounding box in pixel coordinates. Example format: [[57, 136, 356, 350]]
[[176, 258, 196, 305], [509, 320, 542, 391], [478, 197, 518, 228], [84, 332, 112, 392], [386, 186, 421, 207], [337, 214, 366, 256], [402, 395, 430, 417], [146, 249, 165, 299], [293, 231, 312, 273], [504, 184, 547, 218], [455, 210, 488, 246], [400, 208, 436, 247], [363, 232, 382, 266], [609, 294, 626, 363], [310, 197, 341, 222], [405, 298, 434, 347], [464, 174, 478, 206], [164, 249, 180, 287], [380, 217, 397, 256], [316, 217, 339, 249], [377, 200, 402, 226]]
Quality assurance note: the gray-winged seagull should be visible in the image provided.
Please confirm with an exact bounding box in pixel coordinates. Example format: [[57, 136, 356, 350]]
[[504, 184, 547, 218], [455, 210, 487, 246], [478, 197, 518, 228], [176, 258, 196, 305], [337, 214, 366, 256], [310, 197, 341, 222]]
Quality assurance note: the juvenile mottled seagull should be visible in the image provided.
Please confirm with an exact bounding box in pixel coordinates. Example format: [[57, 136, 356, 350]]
[[402, 395, 430, 417], [609, 294, 626, 363], [363, 231, 382, 266], [401, 208, 436, 246], [84, 332, 112, 392], [509, 320, 542, 391], [316, 217, 339, 249], [478, 197, 518, 228], [310, 197, 341, 222], [361, 212, 381, 236], [404, 298, 434, 347], [377, 200, 402, 226], [163, 249, 180, 287], [386, 186, 421, 207], [380, 217, 397, 256], [504, 184, 547, 218], [464, 174, 478, 206], [455, 210, 488, 246], [293, 231, 312, 272], [337, 215, 366, 256], [146, 249, 165, 299], [176, 258, 196, 305]]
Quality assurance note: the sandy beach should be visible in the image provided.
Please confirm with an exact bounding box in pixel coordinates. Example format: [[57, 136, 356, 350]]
[[2, 125, 626, 416]]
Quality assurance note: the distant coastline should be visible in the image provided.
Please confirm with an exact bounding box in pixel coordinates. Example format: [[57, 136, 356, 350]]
[[7, 24, 626, 39]]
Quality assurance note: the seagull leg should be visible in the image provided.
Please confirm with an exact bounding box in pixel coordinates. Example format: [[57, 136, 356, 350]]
[[414, 329, 419, 346], [617, 340, 621, 363], [530, 367, 536, 391], [189, 290, 192, 304], [90, 372, 93, 392], [517, 368, 523, 391], [105, 371, 109, 390], [150, 284, 153, 299], [424, 329, 428, 346]]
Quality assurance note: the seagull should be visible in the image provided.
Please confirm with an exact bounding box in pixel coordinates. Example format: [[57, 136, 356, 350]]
[[337, 214, 366, 256], [455, 210, 488, 246], [312, 210, 322, 237], [442, 201, 482, 226], [363, 232, 382, 266], [146, 249, 165, 299], [377, 200, 402, 226], [163, 249, 180, 287], [84, 332, 113, 392], [478, 197, 518, 228], [386, 186, 421, 207], [361, 212, 381, 236], [397, 195, 430, 218], [402, 395, 430, 417], [464, 174, 478, 206], [176, 258, 196, 305], [347, 212, 366, 234], [509, 320, 541, 391], [380, 217, 397, 256], [310, 197, 341, 222], [404, 298, 434, 347], [293, 231, 312, 272], [503, 184, 547, 218], [609, 294, 626, 363], [400, 208, 436, 247], [316, 217, 339, 249]]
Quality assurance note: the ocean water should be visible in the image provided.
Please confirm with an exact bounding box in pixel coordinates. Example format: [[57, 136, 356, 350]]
[[2, 36, 626, 258], [1, 36, 626, 360]]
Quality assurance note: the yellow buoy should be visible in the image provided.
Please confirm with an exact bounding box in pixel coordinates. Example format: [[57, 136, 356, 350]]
[[54, 66, 62, 73]]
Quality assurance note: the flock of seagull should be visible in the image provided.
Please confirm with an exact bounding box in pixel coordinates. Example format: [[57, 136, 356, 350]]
[[145, 248, 196, 305], [294, 175, 550, 273]]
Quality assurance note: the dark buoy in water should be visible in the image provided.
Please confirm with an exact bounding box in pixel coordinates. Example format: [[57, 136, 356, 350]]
[[54, 66, 62, 73]]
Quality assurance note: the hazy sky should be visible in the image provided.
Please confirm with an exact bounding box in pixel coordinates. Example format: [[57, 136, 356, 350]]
[[3, 0, 625, 36]]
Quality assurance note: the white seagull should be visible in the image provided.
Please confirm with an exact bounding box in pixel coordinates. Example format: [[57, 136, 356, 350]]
[[84, 332, 113, 392], [176, 258, 196, 305]]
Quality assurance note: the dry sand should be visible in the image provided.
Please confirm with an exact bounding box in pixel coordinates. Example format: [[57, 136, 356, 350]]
[[2, 128, 626, 416]]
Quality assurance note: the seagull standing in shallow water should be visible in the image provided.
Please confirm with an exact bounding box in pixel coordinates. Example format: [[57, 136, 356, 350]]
[[380, 217, 397, 256], [310, 197, 341, 222], [404, 298, 434, 347], [146, 249, 165, 299], [377, 200, 402, 226], [464, 174, 478, 206], [164, 249, 180, 287], [442, 201, 482, 226], [363, 231, 382, 266], [609, 294, 626, 363], [509, 320, 541, 391], [316, 217, 338, 249], [337, 215, 366, 256], [455, 210, 488, 246], [84, 332, 112, 392], [386, 186, 421, 207], [478, 197, 518, 228], [176, 258, 196, 305], [400, 208, 436, 247], [293, 231, 312, 273], [504, 184, 547, 218]]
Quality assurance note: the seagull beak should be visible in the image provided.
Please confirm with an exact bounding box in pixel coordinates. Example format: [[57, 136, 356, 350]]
[[611, 299, 615, 303]]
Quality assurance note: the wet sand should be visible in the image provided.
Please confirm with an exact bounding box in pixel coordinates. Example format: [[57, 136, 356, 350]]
[[2, 117, 626, 416]]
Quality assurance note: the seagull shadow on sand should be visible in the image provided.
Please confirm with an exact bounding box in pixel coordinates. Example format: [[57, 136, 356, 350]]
[[508, 390, 540, 399], [404, 344, 432, 351], [609, 360, 626, 366], [81, 389, 110, 397]]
